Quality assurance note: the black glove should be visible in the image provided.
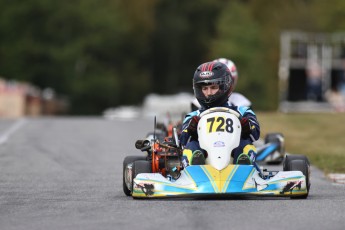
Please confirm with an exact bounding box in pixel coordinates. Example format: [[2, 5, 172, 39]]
[[187, 116, 200, 139], [240, 117, 251, 138]]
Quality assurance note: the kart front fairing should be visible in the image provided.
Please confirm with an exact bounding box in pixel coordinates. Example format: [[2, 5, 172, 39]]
[[132, 164, 307, 198]]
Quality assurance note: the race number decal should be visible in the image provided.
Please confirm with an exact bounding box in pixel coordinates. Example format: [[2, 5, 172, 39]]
[[206, 116, 233, 133]]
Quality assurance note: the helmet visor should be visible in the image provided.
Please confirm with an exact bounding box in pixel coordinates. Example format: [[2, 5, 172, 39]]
[[194, 77, 232, 91]]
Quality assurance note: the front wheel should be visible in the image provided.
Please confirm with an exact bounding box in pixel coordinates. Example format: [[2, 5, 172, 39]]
[[123, 156, 147, 196], [283, 154, 310, 199], [131, 160, 152, 193]]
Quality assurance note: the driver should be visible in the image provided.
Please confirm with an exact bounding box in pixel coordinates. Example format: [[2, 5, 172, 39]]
[[180, 61, 260, 167]]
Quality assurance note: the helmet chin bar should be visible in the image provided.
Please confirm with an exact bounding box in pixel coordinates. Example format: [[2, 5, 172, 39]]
[[199, 90, 226, 107]]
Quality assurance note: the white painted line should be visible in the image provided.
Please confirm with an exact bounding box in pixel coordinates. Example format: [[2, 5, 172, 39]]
[[0, 118, 27, 145]]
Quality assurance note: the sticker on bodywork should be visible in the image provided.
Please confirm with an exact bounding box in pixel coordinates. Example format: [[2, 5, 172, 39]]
[[213, 141, 225, 147]]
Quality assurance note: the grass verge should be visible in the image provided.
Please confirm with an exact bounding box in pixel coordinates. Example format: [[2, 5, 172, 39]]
[[257, 112, 345, 174]]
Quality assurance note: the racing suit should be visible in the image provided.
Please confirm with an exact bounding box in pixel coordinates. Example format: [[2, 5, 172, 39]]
[[179, 103, 260, 166]]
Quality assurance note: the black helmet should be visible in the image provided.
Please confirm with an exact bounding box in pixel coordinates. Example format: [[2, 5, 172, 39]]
[[193, 61, 233, 109]]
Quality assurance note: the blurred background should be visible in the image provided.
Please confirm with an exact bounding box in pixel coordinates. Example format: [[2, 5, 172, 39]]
[[1, 0, 345, 117]]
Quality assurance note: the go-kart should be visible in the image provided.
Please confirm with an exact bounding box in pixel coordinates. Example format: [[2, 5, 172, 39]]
[[123, 107, 310, 199], [255, 133, 285, 164]]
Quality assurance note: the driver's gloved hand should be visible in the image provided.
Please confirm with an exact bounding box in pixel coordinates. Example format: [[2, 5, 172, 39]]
[[187, 116, 200, 139], [240, 117, 251, 138]]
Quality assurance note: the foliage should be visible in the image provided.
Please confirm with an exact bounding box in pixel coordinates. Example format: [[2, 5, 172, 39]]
[[1, 0, 345, 114], [210, 1, 270, 109], [0, 0, 155, 114], [150, 0, 224, 94]]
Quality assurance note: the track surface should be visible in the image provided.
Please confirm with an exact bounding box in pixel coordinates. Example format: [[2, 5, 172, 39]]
[[0, 117, 344, 230]]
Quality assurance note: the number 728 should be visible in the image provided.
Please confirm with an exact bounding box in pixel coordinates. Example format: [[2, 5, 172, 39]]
[[206, 116, 234, 133]]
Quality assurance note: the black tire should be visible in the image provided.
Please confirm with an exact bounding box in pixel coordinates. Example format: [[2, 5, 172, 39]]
[[283, 154, 310, 170], [123, 156, 147, 196], [131, 160, 152, 192], [264, 132, 284, 144], [264, 133, 285, 164], [283, 155, 310, 199]]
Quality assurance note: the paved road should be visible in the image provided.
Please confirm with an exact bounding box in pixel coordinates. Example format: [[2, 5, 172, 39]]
[[0, 117, 344, 230]]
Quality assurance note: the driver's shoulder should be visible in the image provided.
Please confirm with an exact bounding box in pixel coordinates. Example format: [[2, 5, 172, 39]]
[[233, 105, 256, 117]]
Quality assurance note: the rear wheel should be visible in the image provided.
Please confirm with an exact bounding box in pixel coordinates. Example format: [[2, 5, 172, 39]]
[[264, 133, 284, 164], [283, 155, 310, 199], [123, 156, 147, 196], [265, 132, 284, 144]]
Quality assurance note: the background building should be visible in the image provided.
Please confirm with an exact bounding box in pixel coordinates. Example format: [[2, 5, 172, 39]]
[[279, 31, 345, 112]]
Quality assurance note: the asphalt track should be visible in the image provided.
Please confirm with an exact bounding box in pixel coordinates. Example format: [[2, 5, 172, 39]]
[[0, 117, 344, 230]]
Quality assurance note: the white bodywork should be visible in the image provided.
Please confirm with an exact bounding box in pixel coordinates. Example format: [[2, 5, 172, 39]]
[[198, 107, 241, 170]]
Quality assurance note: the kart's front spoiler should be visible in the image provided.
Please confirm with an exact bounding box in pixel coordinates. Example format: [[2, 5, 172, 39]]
[[132, 165, 307, 198]]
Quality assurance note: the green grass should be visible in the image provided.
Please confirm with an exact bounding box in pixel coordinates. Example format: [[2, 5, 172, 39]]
[[257, 112, 345, 174]]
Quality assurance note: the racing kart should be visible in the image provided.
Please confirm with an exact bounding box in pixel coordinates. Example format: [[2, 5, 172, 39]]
[[255, 132, 285, 164], [123, 107, 310, 199]]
